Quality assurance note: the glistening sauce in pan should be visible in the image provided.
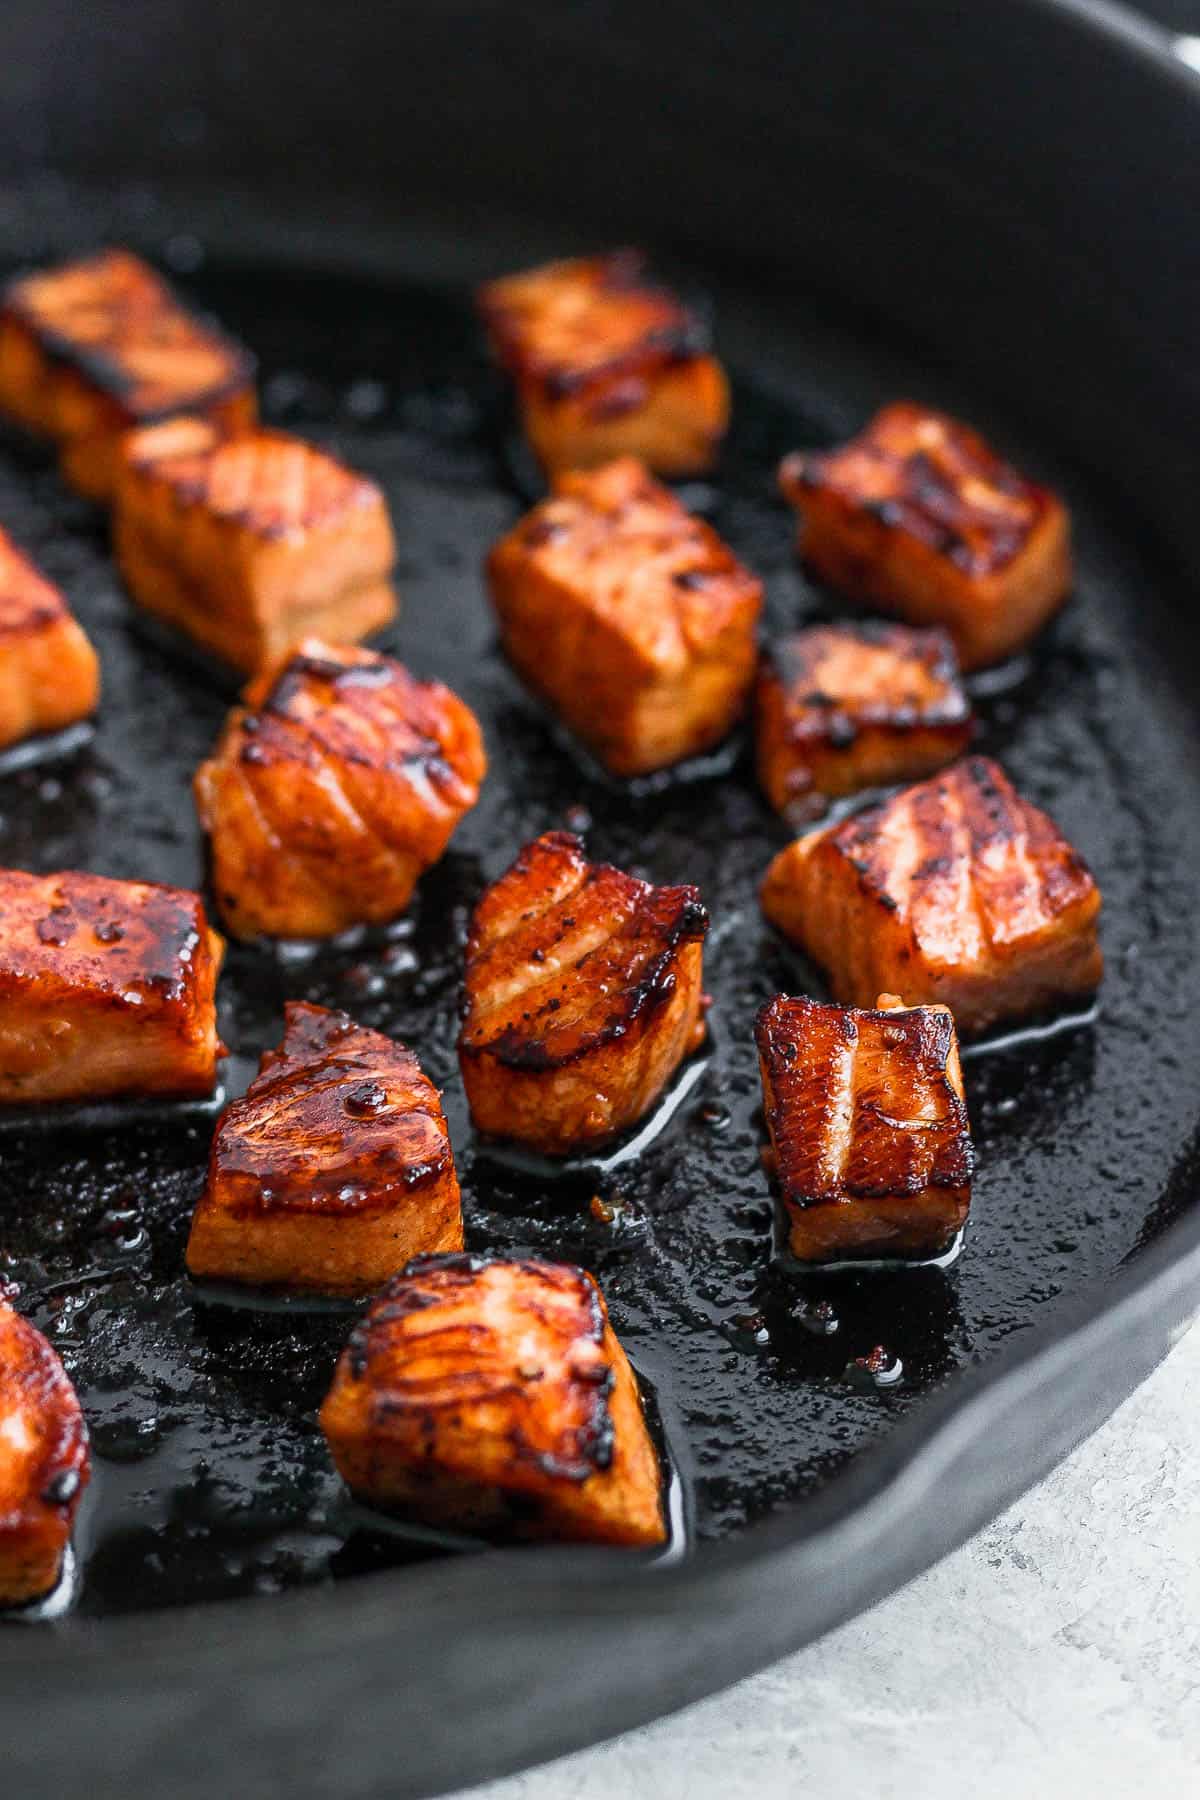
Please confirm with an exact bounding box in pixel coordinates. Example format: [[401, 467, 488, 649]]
[[1, 260, 1199, 1616]]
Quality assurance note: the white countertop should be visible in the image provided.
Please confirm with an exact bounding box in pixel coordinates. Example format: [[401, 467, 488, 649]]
[[473, 1321, 1200, 1799]]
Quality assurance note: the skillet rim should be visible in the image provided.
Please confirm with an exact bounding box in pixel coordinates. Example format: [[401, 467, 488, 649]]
[[0, 0, 1196, 1735]]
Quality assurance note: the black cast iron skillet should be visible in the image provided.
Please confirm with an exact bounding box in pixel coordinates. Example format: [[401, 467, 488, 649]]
[[1, 2, 1199, 1794]]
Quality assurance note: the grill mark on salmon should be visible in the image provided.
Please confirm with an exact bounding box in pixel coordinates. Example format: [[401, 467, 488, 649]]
[[761, 757, 1103, 1034], [194, 638, 485, 941], [320, 1252, 665, 1545]]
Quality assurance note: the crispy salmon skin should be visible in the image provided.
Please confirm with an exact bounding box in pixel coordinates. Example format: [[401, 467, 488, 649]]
[[757, 992, 972, 1263], [755, 622, 971, 820], [0, 868, 224, 1105], [459, 831, 709, 1154], [487, 457, 761, 775], [779, 402, 1072, 670], [0, 527, 99, 751], [186, 1004, 462, 1296], [320, 1253, 665, 1546], [0, 1297, 90, 1606], [0, 248, 255, 500], [761, 756, 1103, 1034], [478, 249, 729, 476], [114, 417, 397, 673], [195, 637, 486, 940]]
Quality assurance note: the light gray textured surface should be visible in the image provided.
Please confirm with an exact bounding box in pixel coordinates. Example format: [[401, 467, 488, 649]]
[[471, 1322, 1200, 1799]]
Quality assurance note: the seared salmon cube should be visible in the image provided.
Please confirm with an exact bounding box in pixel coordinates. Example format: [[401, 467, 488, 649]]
[[757, 991, 972, 1263], [478, 249, 728, 477], [320, 1252, 665, 1546], [755, 622, 971, 820], [194, 638, 486, 941], [0, 868, 224, 1106], [0, 1298, 90, 1606], [458, 831, 708, 1155], [0, 527, 100, 751], [186, 1004, 463, 1296], [487, 457, 762, 776], [761, 756, 1103, 1034], [778, 402, 1072, 670], [0, 248, 255, 501], [113, 417, 397, 674]]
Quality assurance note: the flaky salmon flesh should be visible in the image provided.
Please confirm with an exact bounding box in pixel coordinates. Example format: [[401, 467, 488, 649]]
[[488, 456, 761, 776], [0, 868, 224, 1106], [761, 756, 1103, 1035], [757, 992, 972, 1263], [458, 831, 709, 1155], [0, 527, 99, 751], [755, 621, 971, 820], [0, 1298, 90, 1606], [778, 402, 1072, 671], [186, 1004, 463, 1296], [113, 416, 397, 673], [0, 248, 255, 500], [320, 1253, 666, 1547], [478, 250, 729, 476], [194, 637, 486, 941]]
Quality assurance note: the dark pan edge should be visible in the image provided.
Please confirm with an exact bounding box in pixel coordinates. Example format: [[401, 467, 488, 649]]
[[1, 2, 1199, 1795], [4, 1193, 1198, 1800]]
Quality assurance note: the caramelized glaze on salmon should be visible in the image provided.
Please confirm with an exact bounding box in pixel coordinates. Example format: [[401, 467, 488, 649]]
[[0, 1298, 90, 1605], [320, 1252, 665, 1546], [0, 249, 255, 500], [186, 1003, 462, 1296], [459, 831, 709, 1154], [761, 756, 1103, 1034], [0, 868, 224, 1105], [778, 403, 1072, 670], [755, 622, 971, 820], [194, 638, 486, 941], [114, 417, 396, 672], [487, 457, 761, 775], [478, 250, 729, 476], [0, 527, 99, 751], [757, 992, 972, 1262]]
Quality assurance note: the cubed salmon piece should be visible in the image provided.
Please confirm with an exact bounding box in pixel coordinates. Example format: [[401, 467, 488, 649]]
[[186, 1003, 463, 1296], [756, 991, 972, 1263], [478, 250, 728, 477], [113, 417, 397, 673], [487, 457, 761, 776], [194, 638, 486, 940], [755, 622, 971, 820], [0, 249, 255, 500], [0, 1298, 90, 1606], [0, 868, 224, 1106], [778, 402, 1072, 670], [761, 756, 1103, 1034], [320, 1252, 665, 1546], [459, 830, 708, 1155], [0, 527, 99, 751]]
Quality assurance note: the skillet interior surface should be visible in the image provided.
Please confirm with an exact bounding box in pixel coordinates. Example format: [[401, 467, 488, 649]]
[[1, 237, 1199, 1621]]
